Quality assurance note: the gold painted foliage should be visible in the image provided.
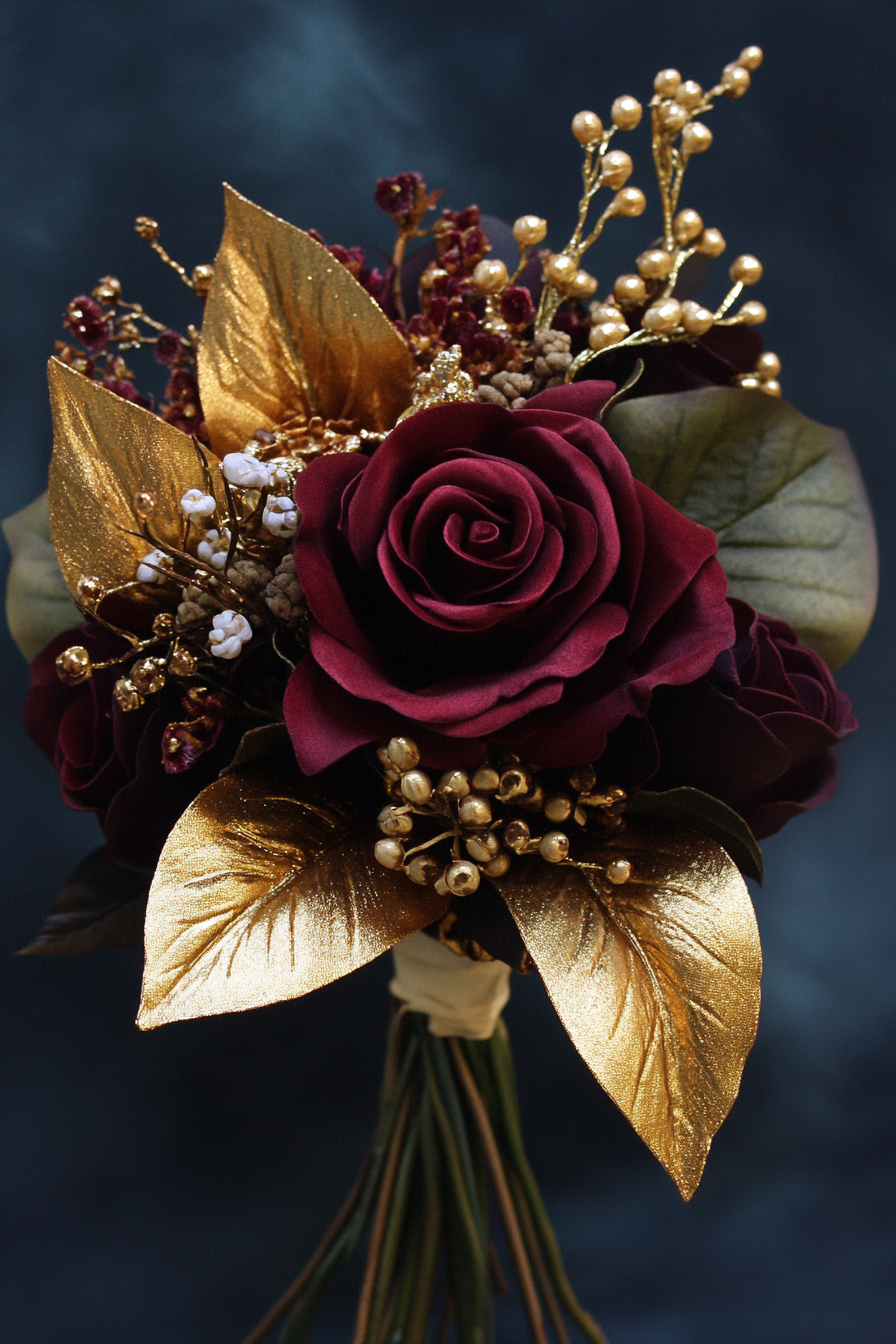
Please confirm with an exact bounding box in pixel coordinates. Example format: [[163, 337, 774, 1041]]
[[197, 185, 416, 458], [47, 360, 226, 602], [138, 760, 448, 1029], [500, 817, 762, 1199]]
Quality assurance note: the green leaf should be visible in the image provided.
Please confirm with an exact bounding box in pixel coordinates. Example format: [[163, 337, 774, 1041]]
[[2, 492, 80, 660], [604, 387, 878, 669], [18, 846, 151, 956], [628, 787, 763, 883]]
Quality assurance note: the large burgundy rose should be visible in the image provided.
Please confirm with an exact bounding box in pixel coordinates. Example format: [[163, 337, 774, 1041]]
[[647, 598, 857, 838], [26, 623, 225, 867], [284, 383, 734, 772]]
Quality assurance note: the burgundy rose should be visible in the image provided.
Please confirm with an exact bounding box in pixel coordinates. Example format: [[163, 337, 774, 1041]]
[[26, 624, 225, 867], [647, 598, 857, 838], [284, 382, 734, 773]]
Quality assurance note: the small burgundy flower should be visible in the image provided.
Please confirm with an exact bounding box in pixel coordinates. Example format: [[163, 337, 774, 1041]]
[[161, 688, 225, 775], [647, 598, 857, 837], [102, 377, 153, 411], [154, 328, 185, 365], [500, 286, 535, 330], [63, 295, 110, 353], [374, 172, 423, 218], [285, 383, 734, 773]]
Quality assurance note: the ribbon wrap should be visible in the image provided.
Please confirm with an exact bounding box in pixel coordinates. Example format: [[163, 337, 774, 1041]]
[[390, 930, 511, 1040]]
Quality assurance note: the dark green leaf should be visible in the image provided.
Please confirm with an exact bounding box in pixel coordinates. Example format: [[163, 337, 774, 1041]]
[[604, 387, 878, 669], [18, 846, 151, 956], [628, 787, 763, 883]]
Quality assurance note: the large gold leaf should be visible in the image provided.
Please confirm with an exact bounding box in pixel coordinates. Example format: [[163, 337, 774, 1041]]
[[197, 185, 415, 458], [500, 817, 761, 1198], [47, 360, 226, 600], [138, 759, 447, 1029]]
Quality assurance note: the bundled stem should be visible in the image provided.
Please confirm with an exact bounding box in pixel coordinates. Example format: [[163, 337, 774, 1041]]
[[241, 1008, 609, 1344]]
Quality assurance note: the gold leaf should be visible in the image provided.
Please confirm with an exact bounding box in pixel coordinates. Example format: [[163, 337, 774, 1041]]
[[500, 817, 761, 1198], [47, 360, 226, 601], [138, 759, 447, 1029], [197, 185, 415, 458]]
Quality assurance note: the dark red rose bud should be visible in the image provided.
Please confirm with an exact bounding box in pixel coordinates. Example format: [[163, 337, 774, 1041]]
[[102, 377, 153, 411], [647, 598, 857, 838], [63, 295, 110, 353], [154, 328, 185, 365], [500, 285, 536, 329], [161, 688, 225, 774], [374, 172, 424, 218]]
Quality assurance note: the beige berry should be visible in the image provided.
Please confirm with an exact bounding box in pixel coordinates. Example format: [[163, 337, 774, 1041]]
[[611, 95, 642, 130], [407, 855, 441, 885], [544, 795, 573, 823], [756, 351, 782, 378], [676, 80, 703, 110], [658, 102, 689, 134], [437, 769, 470, 800], [539, 831, 570, 864], [374, 838, 404, 870], [613, 273, 647, 305], [473, 258, 509, 294], [731, 254, 763, 285], [483, 852, 512, 878], [472, 766, 500, 793], [737, 300, 768, 325], [572, 110, 603, 144], [612, 187, 646, 217], [722, 63, 751, 97], [600, 150, 633, 189], [445, 860, 481, 896], [466, 832, 500, 863], [606, 857, 632, 885], [513, 214, 548, 246], [642, 298, 683, 333], [696, 227, 726, 257], [653, 68, 681, 97], [400, 770, 432, 805], [459, 794, 492, 828], [504, 819, 531, 852], [589, 320, 629, 351], [680, 301, 714, 336], [568, 269, 598, 299], [637, 248, 674, 280], [378, 805, 413, 836], [673, 208, 704, 243], [387, 735, 420, 771], [682, 121, 713, 156], [739, 45, 763, 71], [542, 253, 579, 289], [762, 379, 782, 397]]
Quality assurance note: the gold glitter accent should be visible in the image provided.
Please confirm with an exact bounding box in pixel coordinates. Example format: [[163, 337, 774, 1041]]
[[137, 760, 448, 1029], [499, 815, 761, 1199], [197, 186, 415, 460], [47, 360, 225, 602], [396, 345, 476, 423]]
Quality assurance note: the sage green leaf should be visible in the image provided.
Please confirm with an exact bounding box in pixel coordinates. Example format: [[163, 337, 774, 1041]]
[[604, 387, 878, 669], [2, 492, 80, 660], [628, 787, 763, 883], [18, 845, 151, 957]]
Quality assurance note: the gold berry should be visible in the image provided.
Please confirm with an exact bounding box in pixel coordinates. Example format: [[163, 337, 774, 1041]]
[[539, 831, 570, 864], [612, 187, 646, 217], [133, 489, 157, 519], [676, 80, 703, 110], [673, 208, 704, 244], [568, 269, 598, 299], [167, 642, 199, 678], [722, 63, 751, 97], [737, 300, 768, 325], [680, 301, 714, 336], [739, 45, 764, 71], [191, 263, 214, 298], [613, 273, 647, 305], [513, 214, 547, 246], [756, 351, 782, 378], [658, 102, 689, 134], [762, 379, 782, 397], [134, 216, 159, 240], [642, 298, 683, 333], [56, 645, 92, 686], [400, 770, 432, 805], [388, 735, 420, 771], [606, 857, 632, 885], [600, 150, 633, 189], [473, 258, 509, 293], [637, 248, 674, 280], [730, 254, 763, 285], [682, 121, 713, 156], [571, 110, 604, 145], [611, 95, 642, 130], [113, 677, 144, 713], [696, 227, 726, 257], [374, 838, 404, 870], [152, 612, 176, 639], [542, 252, 579, 289], [653, 68, 681, 97], [589, 320, 629, 351], [445, 860, 481, 896]]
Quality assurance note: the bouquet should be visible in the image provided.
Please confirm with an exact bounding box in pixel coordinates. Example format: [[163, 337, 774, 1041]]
[[4, 42, 877, 1344]]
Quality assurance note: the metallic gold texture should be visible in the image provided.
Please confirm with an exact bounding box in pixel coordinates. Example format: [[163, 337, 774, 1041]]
[[500, 816, 761, 1199], [47, 359, 226, 602], [138, 760, 448, 1029], [197, 185, 415, 459]]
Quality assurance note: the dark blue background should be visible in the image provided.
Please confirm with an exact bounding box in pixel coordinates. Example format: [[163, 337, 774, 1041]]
[[1, 3, 894, 1341]]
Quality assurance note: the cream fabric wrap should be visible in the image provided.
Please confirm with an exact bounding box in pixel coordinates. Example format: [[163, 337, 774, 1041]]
[[390, 931, 511, 1040]]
